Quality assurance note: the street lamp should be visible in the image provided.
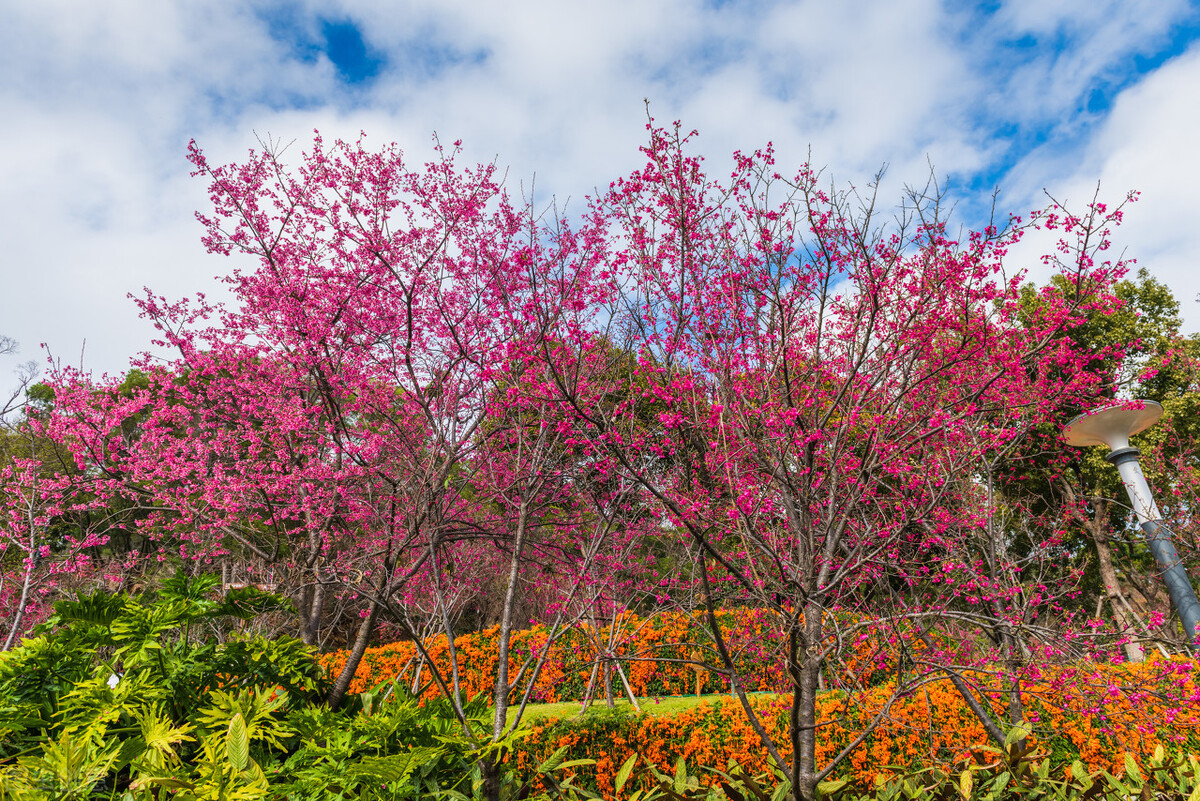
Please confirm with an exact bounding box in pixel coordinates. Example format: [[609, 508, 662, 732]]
[[1063, 400, 1200, 652]]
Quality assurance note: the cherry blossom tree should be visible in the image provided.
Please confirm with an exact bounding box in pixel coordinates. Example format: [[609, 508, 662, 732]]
[[534, 119, 1135, 799], [1, 398, 120, 651], [42, 134, 642, 801], [44, 134, 528, 704]]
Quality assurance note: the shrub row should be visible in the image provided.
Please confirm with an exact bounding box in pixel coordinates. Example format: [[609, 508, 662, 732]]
[[325, 611, 1200, 792], [511, 668, 1200, 795], [320, 609, 913, 701]]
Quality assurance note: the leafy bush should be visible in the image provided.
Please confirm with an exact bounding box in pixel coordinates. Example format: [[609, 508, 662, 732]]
[[0, 577, 599, 800]]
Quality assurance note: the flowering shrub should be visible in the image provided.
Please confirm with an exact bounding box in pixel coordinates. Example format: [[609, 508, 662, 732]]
[[323, 611, 1200, 792], [510, 663, 1200, 794], [320, 609, 792, 700], [321, 610, 994, 702]]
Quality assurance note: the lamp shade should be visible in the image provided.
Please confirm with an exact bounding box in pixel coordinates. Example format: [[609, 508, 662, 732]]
[[1062, 400, 1163, 451]]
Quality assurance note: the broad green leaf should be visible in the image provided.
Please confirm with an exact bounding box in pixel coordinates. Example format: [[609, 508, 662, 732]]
[[816, 778, 848, 798], [227, 713, 249, 772], [536, 745, 569, 774], [1004, 723, 1031, 749], [1101, 770, 1128, 795], [241, 758, 268, 789], [615, 754, 638, 794], [138, 705, 193, 765]]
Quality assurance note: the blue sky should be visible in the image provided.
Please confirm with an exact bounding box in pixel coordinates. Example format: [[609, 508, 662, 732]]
[[1, 0, 1198, 387]]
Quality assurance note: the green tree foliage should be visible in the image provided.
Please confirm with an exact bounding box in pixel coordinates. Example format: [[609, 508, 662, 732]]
[[1001, 269, 1200, 653], [0, 578, 594, 799]]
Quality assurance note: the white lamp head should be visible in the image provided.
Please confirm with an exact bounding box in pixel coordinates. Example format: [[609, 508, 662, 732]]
[[1062, 399, 1163, 451]]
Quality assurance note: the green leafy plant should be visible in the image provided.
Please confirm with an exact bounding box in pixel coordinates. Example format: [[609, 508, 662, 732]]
[[0, 576, 328, 799]]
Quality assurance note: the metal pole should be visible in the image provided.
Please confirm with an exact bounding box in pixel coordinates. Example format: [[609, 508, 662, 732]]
[[1105, 446, 1200, 651], [1064, 401, 1200, 653]]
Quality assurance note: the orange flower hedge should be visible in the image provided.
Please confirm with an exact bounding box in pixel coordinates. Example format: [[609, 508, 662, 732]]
[[511, 662, 1200, 794], [320, 609, 903, 700], [321, 614, 1200, 792], [322, 621, 568, 701]]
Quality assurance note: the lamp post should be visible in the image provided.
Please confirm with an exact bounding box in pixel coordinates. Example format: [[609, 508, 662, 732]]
[[1063, 400, 1199, 652]]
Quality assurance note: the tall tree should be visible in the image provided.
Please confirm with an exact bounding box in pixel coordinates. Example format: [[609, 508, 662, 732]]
[[43, 135, 635, 801], [1, 382, 127, 651], [540, 120, 1132, 799]]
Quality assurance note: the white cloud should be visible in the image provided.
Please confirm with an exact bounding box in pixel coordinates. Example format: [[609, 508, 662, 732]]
[[1000, 42, 1200, 332], [978, 0, 1189, 130], [1, 0, 1198, 395]]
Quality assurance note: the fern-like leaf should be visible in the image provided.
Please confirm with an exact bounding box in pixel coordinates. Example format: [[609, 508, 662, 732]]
[[227, 712, 249, 772]]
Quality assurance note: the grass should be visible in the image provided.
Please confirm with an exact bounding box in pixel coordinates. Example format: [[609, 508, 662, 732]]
[[518, 692, 778, 721]]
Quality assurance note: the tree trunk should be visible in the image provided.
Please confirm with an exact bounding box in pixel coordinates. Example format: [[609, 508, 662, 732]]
[[480, 758, 502, 801], [1003, 629, 1026, 754], [303, 579, 327, 647], [325, 599, 378, 709], [4, 496, 42, 652], [614, 660, 641, 711], [1087, 501, 1146, 662], [580, 658, 599, 713], [2, 550, 38, 652], [1061, 482, 1148, 661], [476, 501, 532, 801], [788, 629, 803, 797], [793, 602, 824, 801], [492, 500, 529, 742]]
